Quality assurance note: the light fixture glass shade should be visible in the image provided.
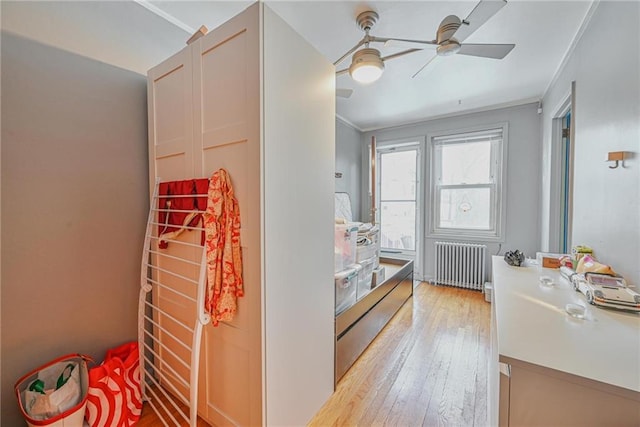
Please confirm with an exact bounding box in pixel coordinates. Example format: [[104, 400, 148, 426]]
[[349, 48, 384, 84]]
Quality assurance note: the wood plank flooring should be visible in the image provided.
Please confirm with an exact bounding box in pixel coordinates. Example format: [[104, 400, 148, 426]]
[[136, 384, 211, 427], [137, 282, 491, 426], [309, 282, 491, 427]]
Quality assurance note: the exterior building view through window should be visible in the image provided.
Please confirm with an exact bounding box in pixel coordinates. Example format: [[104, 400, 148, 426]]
[[378, 146, 418, 252], [439, 140, 492, 229], [431, 126, 506, 240]]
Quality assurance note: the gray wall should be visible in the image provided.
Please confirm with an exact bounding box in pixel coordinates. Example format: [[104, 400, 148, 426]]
[[363, 103, 541, 281], [1, 33, 148, 425], [540, 2, 640, 286], [335, 118, 362, 221]]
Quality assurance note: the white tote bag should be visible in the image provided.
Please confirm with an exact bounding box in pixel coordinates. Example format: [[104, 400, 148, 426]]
[[15, 354, 89, 427]]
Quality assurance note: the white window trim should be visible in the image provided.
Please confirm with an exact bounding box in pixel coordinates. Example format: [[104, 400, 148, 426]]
[[427, 123, 508, 243]]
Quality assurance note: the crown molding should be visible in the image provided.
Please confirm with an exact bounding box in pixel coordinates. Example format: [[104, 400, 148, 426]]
[[133, 0, 193, 34]]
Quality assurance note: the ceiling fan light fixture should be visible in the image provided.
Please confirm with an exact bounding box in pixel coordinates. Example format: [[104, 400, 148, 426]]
[[349, 48, 384, 84]]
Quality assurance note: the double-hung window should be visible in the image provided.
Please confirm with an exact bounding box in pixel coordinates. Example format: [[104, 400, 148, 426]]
[[429, 125, 507, 240]]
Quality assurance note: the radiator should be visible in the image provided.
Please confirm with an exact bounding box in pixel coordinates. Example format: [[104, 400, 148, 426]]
[[434, 241, 486, 290]]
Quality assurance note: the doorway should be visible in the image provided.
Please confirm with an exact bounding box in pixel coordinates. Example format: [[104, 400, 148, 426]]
[[551, 81, 575, 253], [559, 110, 572, 253], [376, 143, 421, 258]]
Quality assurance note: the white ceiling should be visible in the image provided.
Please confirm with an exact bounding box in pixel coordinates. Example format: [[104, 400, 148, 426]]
[[1, 1, 594, 131]]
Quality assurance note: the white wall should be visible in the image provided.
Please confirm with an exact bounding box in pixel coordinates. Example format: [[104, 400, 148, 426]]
[[1, 32, 148, 425], [363, 103, 541, 282], [263, 5, 335, 426], [336, 118, 362, 220], [541, 2, 640, 286]]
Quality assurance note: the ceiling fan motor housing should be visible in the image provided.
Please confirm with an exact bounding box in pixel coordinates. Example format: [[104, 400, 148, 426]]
[[356, 10, 379, 32], [350, 48, 384, 68]]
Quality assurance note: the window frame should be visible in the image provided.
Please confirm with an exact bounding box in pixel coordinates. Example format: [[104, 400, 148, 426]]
[[427, 123, 508, 242]]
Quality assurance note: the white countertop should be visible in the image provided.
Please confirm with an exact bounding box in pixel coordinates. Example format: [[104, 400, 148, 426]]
[[492, 256, 640, 393]]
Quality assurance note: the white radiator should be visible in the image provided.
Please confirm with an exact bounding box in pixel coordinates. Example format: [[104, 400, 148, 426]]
[[434, 241, 486, 290]]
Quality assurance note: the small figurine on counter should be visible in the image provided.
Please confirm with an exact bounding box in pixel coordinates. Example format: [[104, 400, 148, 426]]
[[504, 250, 525, 267]]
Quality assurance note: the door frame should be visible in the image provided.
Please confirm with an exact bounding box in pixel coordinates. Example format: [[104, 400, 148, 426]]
[[374, 136, 425, 280], [550, 82, 575, 253]]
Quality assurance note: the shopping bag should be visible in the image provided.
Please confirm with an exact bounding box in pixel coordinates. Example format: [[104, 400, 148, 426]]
[[15, 354, 89, 427], [104, 342, 142, 424], [85, 342, 141, 427]]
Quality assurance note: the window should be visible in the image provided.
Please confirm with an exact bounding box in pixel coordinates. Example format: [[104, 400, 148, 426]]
[[429, 125, 507, 240]]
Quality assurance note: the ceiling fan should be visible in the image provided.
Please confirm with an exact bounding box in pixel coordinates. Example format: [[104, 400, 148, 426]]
[[334, 0, 515, 85]]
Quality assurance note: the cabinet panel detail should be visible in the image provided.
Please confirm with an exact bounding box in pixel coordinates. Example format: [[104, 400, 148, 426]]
[[153, 66, 187, 145], [155, 138, 187, 159], [148, 46, 194, 182], [202, 140, 252, 247], [203, 331, 251, 426], [200, 31, 247, 138], [155, 153, 191, 183], [509, 364, 640, 426]]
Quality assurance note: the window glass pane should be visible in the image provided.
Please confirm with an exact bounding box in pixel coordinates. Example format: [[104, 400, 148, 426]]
[[380, 150, 416, 201], [439, 188, 491, 230], [380, 201, 415, 250], [440, 141, 491, 185]]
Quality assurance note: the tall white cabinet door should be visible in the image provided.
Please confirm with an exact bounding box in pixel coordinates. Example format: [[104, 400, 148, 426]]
[[147, 47, 195, 185], [192, 4, 262, 427]]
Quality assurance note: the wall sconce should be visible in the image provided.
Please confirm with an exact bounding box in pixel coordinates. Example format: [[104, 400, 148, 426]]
[[607, 151, 627, 169]]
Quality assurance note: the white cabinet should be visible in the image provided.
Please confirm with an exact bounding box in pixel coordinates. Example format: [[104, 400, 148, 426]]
[[147, 4, 335, 425], [490, 256, 640, 426]]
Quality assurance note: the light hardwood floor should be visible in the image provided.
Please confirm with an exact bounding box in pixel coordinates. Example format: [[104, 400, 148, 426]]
[[137, 282, 491, 426], [137, 386, 211, 427], [309, 282, 491, 427]]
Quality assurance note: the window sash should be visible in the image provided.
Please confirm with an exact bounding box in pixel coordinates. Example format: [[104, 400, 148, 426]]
[[435, 185, 497, 232], [429, 125, 505, 240], [432, 128, 503, 144], [434, 140, 500, 186]]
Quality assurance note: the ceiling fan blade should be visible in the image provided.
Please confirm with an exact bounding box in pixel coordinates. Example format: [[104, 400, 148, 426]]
[[457, 43, 515, 59], [412, 54, 440, 79], [336, 88, 353, 99], [382, 37, 438, 50], [336, 68, 349, 76], [453, 0, 507, 43], [334, 38, 367, 67]]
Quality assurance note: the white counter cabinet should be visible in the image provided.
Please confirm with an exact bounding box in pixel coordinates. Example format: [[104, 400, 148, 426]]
[[489, 256, 640, 426]]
